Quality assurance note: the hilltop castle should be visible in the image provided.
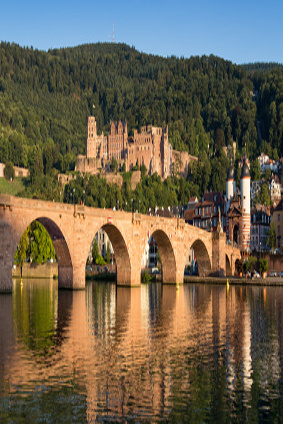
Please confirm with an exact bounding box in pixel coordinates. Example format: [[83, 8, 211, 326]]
[[76, 116, 197, 179]]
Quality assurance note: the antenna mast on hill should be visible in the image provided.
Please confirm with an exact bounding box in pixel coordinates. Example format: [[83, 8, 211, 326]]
[[113, 22, 114, 42]]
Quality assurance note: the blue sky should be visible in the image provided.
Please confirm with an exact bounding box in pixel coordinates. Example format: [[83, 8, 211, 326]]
[[1, 0, 282, 64]]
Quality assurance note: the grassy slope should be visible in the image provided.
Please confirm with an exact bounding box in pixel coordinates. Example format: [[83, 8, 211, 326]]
[[0, 177, 26, 196]]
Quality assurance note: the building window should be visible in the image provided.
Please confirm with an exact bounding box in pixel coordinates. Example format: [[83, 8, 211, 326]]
[[278, 214, 280, 222]]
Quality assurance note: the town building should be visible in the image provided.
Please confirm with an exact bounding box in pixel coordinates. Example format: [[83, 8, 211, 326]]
[[76, 116, 197, 180], [250, 206, 271, 252], [258, 153, 270, 171], [271, 199, 283, 252], [251, 180, 262, 202], [189, 192, 227, 232], [269, 176, 281, 202], [257, 153, 280, 174]]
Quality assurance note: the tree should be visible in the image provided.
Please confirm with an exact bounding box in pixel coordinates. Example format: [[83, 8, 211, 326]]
[[250, 159, 261, 181], [105, 242, 111, 263], [244, 255, 257, 273], [259, 258, 268, 275], [110, 157, 118, 173], [14, 222, 55, 265], [92, 238, 99, 263], [4, 161, 15, 181], [264, 168, 272, 182], [260, 183, 271, 206], [235, 258, 244, 275], [267, 222, 276, 252], [14, 228, 29, 268], [140, 163, 147, 178], [29, 145, 44, 186], [95, 255, 106, 266], [215, 128, 225, 155], [29, 221, 56, 264]]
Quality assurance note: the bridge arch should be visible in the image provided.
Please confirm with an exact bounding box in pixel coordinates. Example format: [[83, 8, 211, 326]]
[[101, 223, 132, 286], [190, 239, 212, 277], [149, 229, 177, 284], [14, 217, 73, 288], [85, 222, 132, 286]]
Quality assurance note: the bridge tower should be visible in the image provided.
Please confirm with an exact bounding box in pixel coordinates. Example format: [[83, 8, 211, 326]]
[[240, 157, 251, 250]]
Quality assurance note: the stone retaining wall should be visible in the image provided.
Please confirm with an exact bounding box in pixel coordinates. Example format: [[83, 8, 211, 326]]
[[12, 263, 58, 279]]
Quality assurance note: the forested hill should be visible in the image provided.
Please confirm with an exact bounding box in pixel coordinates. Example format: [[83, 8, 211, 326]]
[[241, 62, 283, 74], [0, 41, 283, 176]]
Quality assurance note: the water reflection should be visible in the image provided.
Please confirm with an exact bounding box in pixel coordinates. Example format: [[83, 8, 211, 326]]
[[1, 280, 283, 422]]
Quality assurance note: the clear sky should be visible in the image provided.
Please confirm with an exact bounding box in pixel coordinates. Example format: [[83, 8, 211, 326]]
[[1, 0, 282, 64]]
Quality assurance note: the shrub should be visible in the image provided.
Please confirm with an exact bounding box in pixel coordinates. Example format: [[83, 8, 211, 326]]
[[4, 162, 15, 181], [259, 258, 268, 274]]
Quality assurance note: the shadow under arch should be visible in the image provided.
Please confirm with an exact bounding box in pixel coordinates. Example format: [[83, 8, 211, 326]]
[[226, 254, 232, 276], [14, 217, 73, 288], [151, 229, 177, 284], [101, 223, 132, 285], [191, 239, 212, 277]]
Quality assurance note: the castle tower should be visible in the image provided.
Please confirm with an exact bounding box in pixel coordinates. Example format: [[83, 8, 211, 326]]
[[240, 157, 251, 250], [87, 116, 97, 159]]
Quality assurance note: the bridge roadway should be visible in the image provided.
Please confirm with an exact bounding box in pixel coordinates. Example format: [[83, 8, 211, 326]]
[[0, 194, 241, 292]]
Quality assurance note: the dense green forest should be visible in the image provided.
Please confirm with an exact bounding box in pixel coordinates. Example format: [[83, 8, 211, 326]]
[[2, 41, 281, 263], [0, 41, 282, 203]]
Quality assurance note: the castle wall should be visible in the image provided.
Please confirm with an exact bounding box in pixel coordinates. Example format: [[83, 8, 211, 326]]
[[172, 151, 198, 179], [0, 163, 29, 178]]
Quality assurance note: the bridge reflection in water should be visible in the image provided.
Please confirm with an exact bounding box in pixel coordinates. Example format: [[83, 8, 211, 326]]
[[1, 279, 283, 422], [0, 195, 241, 292]]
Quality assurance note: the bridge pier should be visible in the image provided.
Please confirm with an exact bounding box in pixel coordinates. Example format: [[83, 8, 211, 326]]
[[0, 222, 16, 293], [58, 265, 85, 290], [211, 231, 226, 277], [58, 266, 73, 289]]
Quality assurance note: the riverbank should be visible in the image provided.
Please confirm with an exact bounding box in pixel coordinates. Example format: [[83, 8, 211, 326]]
[[184, 275, 283, 286]]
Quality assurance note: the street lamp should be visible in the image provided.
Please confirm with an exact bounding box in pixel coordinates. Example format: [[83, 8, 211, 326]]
[[131, 198, 133, 213], [60, 191, 62, 203], [125, 201, 127, 211], [139, 200, 141, 213], [117, 200, 119, 211], [83, 190, 85, 205], [73, 188, 75, 204]]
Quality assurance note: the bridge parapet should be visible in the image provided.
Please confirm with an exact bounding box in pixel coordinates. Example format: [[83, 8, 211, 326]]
[[74, 204, 85, 218], [132, 212, 141, 225]]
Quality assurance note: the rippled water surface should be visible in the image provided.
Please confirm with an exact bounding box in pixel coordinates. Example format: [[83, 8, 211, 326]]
[[1, 279, 283, 422]]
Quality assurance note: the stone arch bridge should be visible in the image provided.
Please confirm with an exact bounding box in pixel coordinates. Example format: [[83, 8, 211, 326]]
[[0, 195, 241, 292]]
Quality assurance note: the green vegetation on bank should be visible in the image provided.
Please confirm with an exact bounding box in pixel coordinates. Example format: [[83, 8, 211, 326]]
[[0, 177, 26, 196]]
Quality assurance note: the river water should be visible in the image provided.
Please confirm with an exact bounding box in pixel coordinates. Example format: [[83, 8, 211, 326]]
[[1, 279, 283, 423]]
